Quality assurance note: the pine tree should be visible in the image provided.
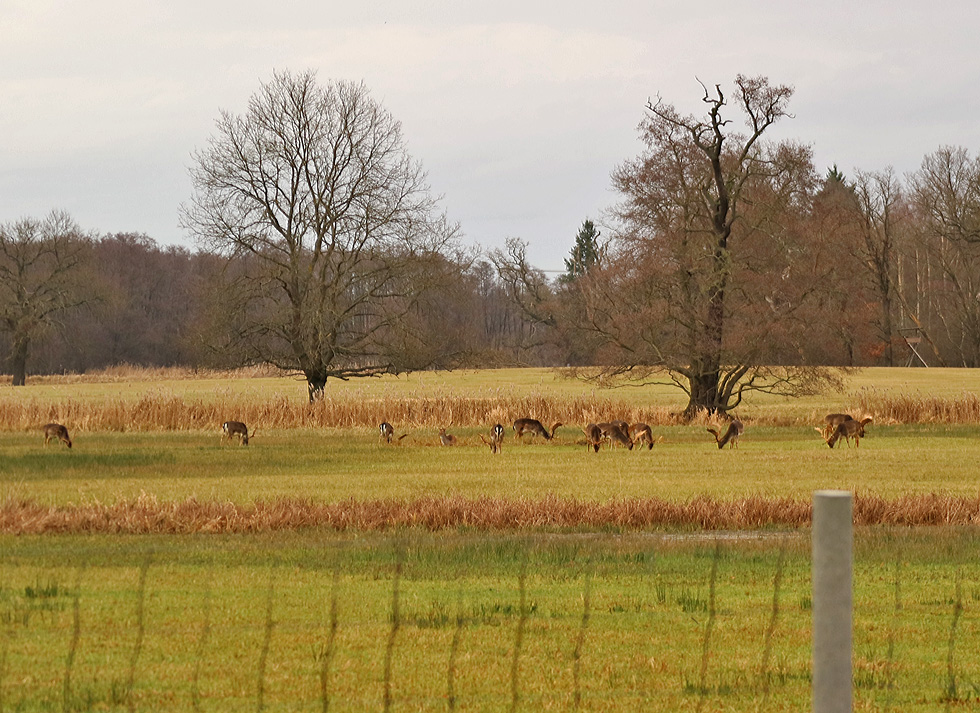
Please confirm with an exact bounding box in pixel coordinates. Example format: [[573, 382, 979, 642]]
[[562, 219, 601, 283]]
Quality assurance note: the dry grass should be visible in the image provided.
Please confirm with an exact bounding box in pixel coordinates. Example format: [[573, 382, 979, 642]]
[[0, 391, 688, 432], [4, 366, 980, 430], [4, 363, 285, 384], [6, 387, 980, 433], [4, 492, 980, 534], [854, 387, 980, 424]]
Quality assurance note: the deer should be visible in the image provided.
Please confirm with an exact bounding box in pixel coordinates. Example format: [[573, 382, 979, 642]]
[[380, 421, 394, 443], [438, 428, 458, 446], [597, 422, 633, 450], [43, 423, 72, 449], [820, 413, 855, 441], [706, 419, 743, 449], [379, 422, 408, 444], [222, 420, 253, 446], [819, 417, 873, 448], [479, 423, 505, 453], [583, 423, 604, 452], [629, 423, 656, 450], [513, 418, 562, 442]]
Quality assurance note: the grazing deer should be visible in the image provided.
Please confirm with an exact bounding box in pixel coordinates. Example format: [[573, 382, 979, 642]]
[[439, 428, 457, 446], [629, 423, 656, 450], [583, 423, 603, 452], [222, 420, 252, 446], [819, 417, 872, 448], [706, 420, 743, 449], [513, 418, 562, 441], [43, 423, 72, 449], [821, 413, 855, 440], [597, 422, 633, 450]]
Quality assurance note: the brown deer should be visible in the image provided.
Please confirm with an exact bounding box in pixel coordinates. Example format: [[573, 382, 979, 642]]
[[43, 423, 72, 449], [222, 420, 252, 446], [707, 420, 743, 449], [379, 422, 408, 444], [380, 421, 394, 443], [480, 423, 505, 454], [438, 428, 458, 446], [821, 413, 855, 440], [583, 423, 603, 452], [629, 423, 656, 450], [513, 418, 562, 441], [819, 417, 873, 448], [597, 422, 633, 450], [481, 423, 504, 453]]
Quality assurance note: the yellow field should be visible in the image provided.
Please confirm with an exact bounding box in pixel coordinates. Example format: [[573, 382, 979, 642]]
[[1, 366, 978, 430]]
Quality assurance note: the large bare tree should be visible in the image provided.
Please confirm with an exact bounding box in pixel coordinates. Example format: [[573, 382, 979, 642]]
[[908, 146, 980, 366], [0, 211, 91, 385], [851, 168, 905, 365], [584, 75, 843, 416], [183, 70, 460, 399]]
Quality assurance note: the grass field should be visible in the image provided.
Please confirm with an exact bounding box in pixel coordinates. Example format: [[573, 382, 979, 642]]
[[2, 366, 980, 711]]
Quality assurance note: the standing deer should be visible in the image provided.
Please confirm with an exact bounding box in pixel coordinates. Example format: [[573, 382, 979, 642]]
[[438, 428, 458, 446], [379, 422, 408, 444], [380, 421, 394, 443], [598, 422, 633, 450], [480, 423, 505, 453], [820, 413, 855, 440], [629, 423, 656, 450], [513, 418, 562, 441], [43, 423, 72, 449], [819, 417, 872, 448], [222, 420, 252, 446], [707, 420, 743, 449], [583, 423, 603, 452]]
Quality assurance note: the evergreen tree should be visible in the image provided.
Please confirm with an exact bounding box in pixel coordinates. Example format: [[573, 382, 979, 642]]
[[562, 219, 601, 282]]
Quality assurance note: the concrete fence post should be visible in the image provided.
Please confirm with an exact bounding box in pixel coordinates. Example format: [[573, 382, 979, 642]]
[[812, 490, 853, 713]]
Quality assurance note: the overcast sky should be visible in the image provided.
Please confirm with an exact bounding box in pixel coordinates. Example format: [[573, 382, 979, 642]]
[[2, 1, 978, 271]]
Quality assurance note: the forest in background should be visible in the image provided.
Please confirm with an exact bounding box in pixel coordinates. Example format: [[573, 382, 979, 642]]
[[3, 73, 980, 403]]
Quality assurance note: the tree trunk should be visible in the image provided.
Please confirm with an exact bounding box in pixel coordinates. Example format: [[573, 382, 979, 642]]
[[306, 372, 327, 403], [684, 368, 721, 419], [9, 336, 29, 387]]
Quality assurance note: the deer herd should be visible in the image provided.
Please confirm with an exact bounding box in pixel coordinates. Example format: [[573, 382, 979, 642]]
[[38, 413, 873, 452]]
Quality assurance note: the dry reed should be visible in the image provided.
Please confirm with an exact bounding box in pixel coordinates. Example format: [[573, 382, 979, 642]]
[[854, 387, 980, 425], [4, 493, 980, 534], [0, 392, 687, 432]]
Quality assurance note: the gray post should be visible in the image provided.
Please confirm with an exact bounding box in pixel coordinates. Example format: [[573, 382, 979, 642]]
[[812, 490, 853, 713]]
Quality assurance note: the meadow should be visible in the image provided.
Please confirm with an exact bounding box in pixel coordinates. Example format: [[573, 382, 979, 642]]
[[2, 366, 980, 711]]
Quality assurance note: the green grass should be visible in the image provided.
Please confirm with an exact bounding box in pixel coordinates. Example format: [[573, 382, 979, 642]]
[[1, 530, 979, 711], [2, 367, 980, 711], [3, 424, 980, 506]]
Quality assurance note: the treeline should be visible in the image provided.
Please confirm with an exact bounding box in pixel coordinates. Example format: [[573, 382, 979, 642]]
[[2, 156, 979, 381], [0, 229, 539, 378]]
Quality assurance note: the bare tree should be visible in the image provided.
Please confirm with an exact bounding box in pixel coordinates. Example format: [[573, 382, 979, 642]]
[[588, 75, 843, 417], [852, 168, 905, 365], [908, 147, 980, 365], [182, 70, 460, 400], [0, 211, 90, 385]]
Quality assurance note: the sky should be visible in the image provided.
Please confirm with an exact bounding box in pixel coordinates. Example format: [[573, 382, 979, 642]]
[[2, 1, 979, 272]]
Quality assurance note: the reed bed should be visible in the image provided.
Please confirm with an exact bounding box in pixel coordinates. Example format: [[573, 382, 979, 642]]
[[4, 492, 980, 534], [0, 392, 685, 432], [854, 387, 980, 424]]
